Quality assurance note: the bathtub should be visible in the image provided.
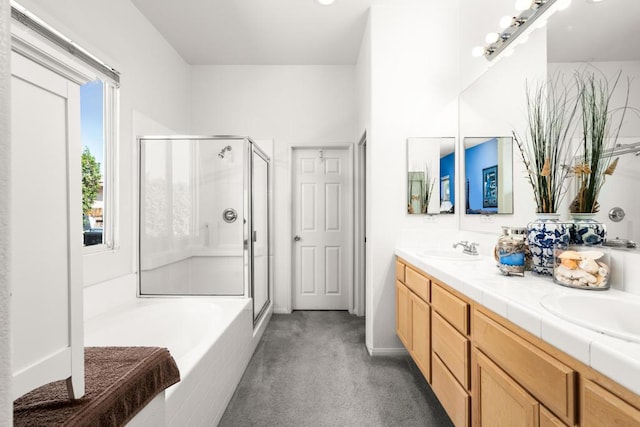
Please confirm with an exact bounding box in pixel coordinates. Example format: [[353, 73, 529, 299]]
[[84, 296, 261, 426]]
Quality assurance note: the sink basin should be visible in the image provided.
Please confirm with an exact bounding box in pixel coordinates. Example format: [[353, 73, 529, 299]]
[[541, 292, 640, 343], [418, 249, 482, 261]]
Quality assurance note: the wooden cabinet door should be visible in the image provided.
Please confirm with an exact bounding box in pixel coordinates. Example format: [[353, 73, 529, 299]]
[[474, 350, 539, 427], [396, 281, 412, 350], [433, 354, 470, 427], [474, 310, 575, 425], [540, 406, 567, 427], [582, 380, 640, 427], [411, 292, 430, 382]]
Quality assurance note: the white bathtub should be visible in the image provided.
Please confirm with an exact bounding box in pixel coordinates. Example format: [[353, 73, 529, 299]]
[[85, 296, 260, 426]]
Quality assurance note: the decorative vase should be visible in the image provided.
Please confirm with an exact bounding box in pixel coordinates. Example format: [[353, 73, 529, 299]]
[[526, 213, 571, 276], [569, 213, 606, 245]]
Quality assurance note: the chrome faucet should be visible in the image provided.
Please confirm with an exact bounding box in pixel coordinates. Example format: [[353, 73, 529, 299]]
[[452, 240, 479, 256]]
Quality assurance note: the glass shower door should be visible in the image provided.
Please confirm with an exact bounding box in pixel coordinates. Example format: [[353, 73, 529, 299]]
[[251, 147, 270, 322], [139, 137, 245, 296]]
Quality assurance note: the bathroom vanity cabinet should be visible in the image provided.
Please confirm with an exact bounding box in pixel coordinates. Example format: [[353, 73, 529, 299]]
[[395, 257, 640, 427]]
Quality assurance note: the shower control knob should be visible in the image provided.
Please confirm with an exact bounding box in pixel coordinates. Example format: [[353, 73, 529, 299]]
[[608, 207, 625, 223], [223, 208, 238, 223], [294, 235, 301, 242]]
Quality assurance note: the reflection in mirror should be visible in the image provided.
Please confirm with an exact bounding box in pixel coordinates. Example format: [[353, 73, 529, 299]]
[[464, 137, 513, 215], [548, 0, 640, 242], [407, 138, 455, 215]]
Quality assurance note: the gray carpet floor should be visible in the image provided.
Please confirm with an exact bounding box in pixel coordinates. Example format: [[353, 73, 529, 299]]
[[219, 311, 454, 427]]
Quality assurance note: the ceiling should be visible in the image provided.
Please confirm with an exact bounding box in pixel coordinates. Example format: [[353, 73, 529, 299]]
[[129, 0, 383, 65], [547, 0, 640, 62], [130, 0, 639, 66]]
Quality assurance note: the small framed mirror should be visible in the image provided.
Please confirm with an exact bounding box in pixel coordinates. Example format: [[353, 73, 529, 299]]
[[407, 137, 455, 215], [463, 136, 513, 214]]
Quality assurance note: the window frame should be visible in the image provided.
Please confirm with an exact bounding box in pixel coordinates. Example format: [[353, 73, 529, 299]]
[[11, 7, 120, 255]]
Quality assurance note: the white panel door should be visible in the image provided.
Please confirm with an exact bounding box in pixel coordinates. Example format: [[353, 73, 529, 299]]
[[10, 51, 84, 399], [293, 148, 352, 310]]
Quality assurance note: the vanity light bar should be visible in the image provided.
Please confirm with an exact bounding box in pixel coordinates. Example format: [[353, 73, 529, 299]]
[[483, 0, 557, 61]]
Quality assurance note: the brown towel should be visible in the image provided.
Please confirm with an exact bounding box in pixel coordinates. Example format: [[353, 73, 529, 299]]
[[14, 347, 180, 426]]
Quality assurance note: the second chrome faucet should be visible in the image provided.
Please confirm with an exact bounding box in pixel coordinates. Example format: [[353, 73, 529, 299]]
[[453, 241, 479, 256]]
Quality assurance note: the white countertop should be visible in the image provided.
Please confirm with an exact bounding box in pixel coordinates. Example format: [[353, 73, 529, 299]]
[[396, 247, 640, 397]]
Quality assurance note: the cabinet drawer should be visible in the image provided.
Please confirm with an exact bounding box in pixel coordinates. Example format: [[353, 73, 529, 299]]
[[432, 282, 469, 335], [432, 312, 469, 390], [582, 380, 640, 427], [474, 310, 576, 425], [405, 266, 430, 303], [395, 259, 405, 283], [432, 353, 470, 427]]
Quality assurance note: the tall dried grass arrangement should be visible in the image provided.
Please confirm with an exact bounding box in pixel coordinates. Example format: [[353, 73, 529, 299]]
[[513, 74, 580, 213], [422, 166, 435, 214], [569, 69, 630, 213]]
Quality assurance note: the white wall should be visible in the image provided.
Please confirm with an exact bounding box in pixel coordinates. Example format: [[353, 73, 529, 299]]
[[1, 0, 11, 422], [189, 65, 357, 313], [17, 0, 191, 287], [365, 4, 460, 352]]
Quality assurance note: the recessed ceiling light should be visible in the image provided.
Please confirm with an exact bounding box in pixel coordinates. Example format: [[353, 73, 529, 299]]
[[587, 0, 605, 3], [316, 0, 335, 5]]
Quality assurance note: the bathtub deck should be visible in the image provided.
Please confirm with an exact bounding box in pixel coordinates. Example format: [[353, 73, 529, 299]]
[[84, 295, 264, 426]]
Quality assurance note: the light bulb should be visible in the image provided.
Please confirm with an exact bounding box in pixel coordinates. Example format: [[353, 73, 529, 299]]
[[515, 0, 533, 11], [499, 16, 514, 29], [485, 32, 500, 44], [557, 0, 572, 10], [315, 0, 335, 5], [471, 46, 485, 57]]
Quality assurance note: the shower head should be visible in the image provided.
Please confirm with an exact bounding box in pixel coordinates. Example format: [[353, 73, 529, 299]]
[[218, 145, 232, 159]]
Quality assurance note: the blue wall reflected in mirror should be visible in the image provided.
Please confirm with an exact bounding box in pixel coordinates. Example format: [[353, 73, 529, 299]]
[[464, 136, 513, 215]]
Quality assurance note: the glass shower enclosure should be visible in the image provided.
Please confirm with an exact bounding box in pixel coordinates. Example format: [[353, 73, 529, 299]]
[[138, 135, 270, 323]]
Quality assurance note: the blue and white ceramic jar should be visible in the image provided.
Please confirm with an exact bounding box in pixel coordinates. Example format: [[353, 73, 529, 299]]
[[527, 213, 571, 276], [569, 213, 606, 245]]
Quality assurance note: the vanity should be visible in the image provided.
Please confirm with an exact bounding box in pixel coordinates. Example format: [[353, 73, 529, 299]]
[[396, 248, 640, 427]]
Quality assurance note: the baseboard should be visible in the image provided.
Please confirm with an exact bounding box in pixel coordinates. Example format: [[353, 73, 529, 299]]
[[273, 307, 292, 314], [366, 346, 409, 357]]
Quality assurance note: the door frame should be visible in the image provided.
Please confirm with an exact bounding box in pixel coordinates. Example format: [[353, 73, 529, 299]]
[[354, 132, 367, 317], [288, 144, 355, 313]]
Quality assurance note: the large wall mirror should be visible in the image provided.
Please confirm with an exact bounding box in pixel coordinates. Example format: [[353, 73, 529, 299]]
[[407, 137, 455, 215], [464, 137, 513, 215], [548, 0, 640, 242], [458, 20, 546, 232]]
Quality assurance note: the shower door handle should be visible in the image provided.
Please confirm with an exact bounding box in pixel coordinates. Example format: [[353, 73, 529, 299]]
[[253, 231, 257, 242], [293, 235, 301, 242]]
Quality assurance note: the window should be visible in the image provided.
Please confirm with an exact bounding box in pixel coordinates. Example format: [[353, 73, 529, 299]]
[[11, 1, 120, 252], [81, 79, 118, 250], [81, 80, 104, 246]]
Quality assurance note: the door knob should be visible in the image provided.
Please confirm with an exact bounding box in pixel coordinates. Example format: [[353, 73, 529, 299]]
[[294, 235, 301, 241]]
